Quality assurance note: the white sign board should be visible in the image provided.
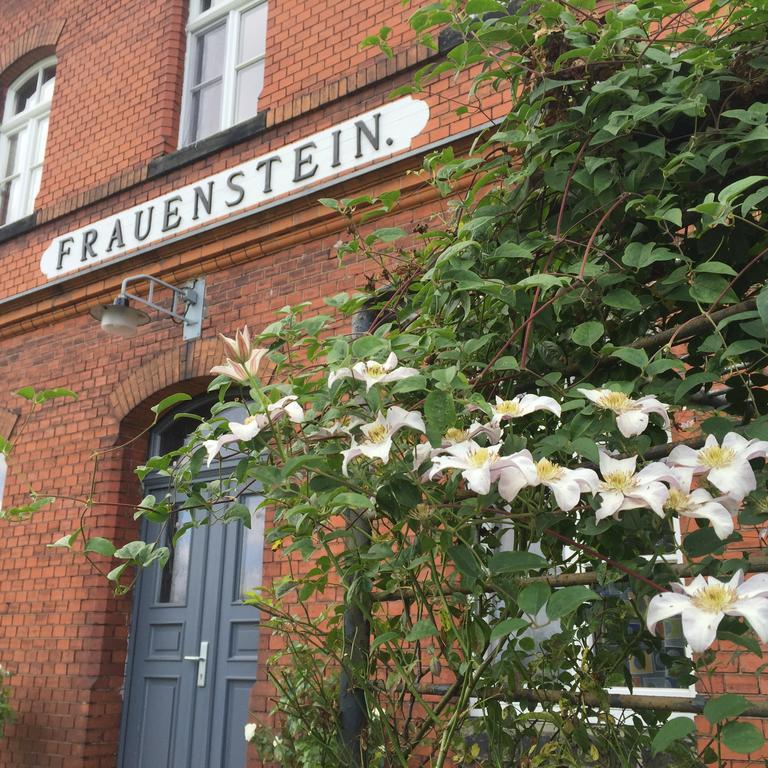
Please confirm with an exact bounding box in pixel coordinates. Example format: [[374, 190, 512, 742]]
[[41, 97, 430, 278]]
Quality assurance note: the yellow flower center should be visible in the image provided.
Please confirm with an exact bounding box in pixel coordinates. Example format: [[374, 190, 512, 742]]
[[444, 428, 468, 443], [365, 362, 386, 377], [495, 400, 521, 417], [601, 471, 635, 493], [366, 424, 389, 444], [691, 583, 737, 613], [665, 488, 691, 513], [596, 391, 633, 413], [467, 447, 492, 468], [698, 445, 736, 469], [536, 458, 562, 482], [244, 414, 260, 425]]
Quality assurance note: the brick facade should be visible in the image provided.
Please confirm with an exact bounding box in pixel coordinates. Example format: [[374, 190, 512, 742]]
[[0, 0, 763, 766]]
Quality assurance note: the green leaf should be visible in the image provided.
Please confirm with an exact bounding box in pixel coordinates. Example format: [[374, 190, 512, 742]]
[[371, 227, 408, 242], [571, 321, 604, 347], [518, 582, 551, 615], [610, 347, 648, 369], [516, 274, 568, 292], [424, 390, 456, 448], [448, 544, 482, 582], [405, 619, 439, 642], [488, 551, 548, 574], [651, 717, 696, 756], [490, 618, 529, 641], [622, 242, 677, 269], [84, 537, 117, 557], [350, 335, 389, 358], [703, 694, 750, 725], [35, 388, 78, 403], [465, 0, 505, 12], [721, 722, 764, 754], [151, 392, 192, 416], [695, 261, 738, 276], [645, 358, 685, 376], [331, 492, 374, 509], [718, 631, 762, 657], [757, 284, 768, 334], [603, 289, 643, 311], [546, 586, 600, 620], [718, 175, 768, 203], [391, 375, 427, 394]]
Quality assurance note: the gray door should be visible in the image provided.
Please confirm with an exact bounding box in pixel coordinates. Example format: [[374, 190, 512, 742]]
[[119, 494, 265, 768]]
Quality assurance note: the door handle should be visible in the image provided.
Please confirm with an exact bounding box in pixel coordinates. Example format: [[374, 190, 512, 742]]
[[183, 641, 209, 687]]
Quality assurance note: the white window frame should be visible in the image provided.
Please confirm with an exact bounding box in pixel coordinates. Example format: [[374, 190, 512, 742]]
[[179, 0, 267, 147], [0, 56, 56, 227]]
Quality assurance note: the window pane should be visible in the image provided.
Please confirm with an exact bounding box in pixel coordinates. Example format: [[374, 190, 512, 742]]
[[40, 68, 55, 102], [238, 504, 265, 599], [238, 3, 268, 63], [13, 74, 38, 115], [3, 134, 19, 176], [158, 509, 192, 604], [234, 60, 264, 123], [190, 81, 223, 142], [33, 117, 49, 165], [27, 166, 42, 211], [0, 178, 15, 225], [194, 23, 226, 85]]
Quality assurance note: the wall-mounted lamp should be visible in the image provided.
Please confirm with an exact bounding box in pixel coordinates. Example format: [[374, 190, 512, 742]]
[[90, 274, 205, 340]]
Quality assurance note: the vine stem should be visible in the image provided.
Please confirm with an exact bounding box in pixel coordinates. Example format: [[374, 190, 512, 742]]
[[544, 528, 667, 592]]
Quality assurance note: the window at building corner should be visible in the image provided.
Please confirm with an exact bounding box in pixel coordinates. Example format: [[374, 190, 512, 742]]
[[0, 58, 56, 227], [181, 0, 268, 146]]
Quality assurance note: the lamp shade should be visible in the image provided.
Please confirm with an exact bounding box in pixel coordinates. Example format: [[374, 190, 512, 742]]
[[90, 298, 150, 338]]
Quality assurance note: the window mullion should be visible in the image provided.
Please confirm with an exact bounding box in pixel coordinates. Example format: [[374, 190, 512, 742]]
[[17, 121, 36, 220], [221, 9, 239, 131]]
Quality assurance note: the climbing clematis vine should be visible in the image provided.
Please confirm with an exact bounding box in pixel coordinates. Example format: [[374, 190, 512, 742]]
[[488, 394, 561, 427], [341, 407, 425, 475], [578, 388, 670, 438], [496, 451, 600, 511], [646, 571, 768, 652], [666, 432, 768, 501], [328, 352, 419, 391], [594, 452, 672, 522], [665, 468, 735, 540]]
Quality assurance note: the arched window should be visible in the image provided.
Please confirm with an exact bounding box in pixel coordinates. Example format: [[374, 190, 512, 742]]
[[180, 0, 267, 145], [0, 57, 56, 226]]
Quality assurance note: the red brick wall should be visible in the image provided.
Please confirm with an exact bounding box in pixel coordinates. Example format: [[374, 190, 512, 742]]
[[0, 0, 762, 766]]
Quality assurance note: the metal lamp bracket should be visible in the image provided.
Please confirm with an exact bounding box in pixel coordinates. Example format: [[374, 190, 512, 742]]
[[117, 275, 206, 340]]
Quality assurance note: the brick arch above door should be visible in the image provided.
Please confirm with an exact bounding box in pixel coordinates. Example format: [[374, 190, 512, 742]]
[[109, 338, 222, 432], [0, 19, 66, 90]]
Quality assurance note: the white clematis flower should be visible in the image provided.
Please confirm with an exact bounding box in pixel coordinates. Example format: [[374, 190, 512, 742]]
[[489, 394, 561, 427], [341, 407, 425, 475], [244, 722, 257, 743], [328, 352, 419, 391], [666, 432, 768, 501], [665, 468, 734, 540], [578, 388, 670, 438], [203, 434, 239, 467], [427, 440, 524, 496], [647, 570, 768, 652], [205, 396, 304, 465], [594, 453, 672, 522], [413, 421, 503, 471], [497, 451, 600, 511]]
